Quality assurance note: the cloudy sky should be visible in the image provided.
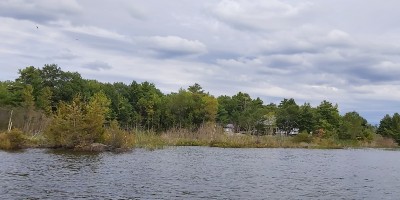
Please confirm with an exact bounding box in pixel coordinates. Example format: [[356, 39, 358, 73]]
[[1, 0, 400, 124]]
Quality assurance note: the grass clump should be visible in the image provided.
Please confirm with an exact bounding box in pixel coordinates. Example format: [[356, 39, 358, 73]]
[[209, 135, 252, 148], [174, 139, 207, 146], [135, 131, 166, 150], [103, 120, 135, 149], [0, 129, 26, 150], [359, 134, 397, 148]]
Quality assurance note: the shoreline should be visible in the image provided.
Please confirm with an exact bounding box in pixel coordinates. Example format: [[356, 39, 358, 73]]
[[2, 145, 399, 153], [1, 129, 398, 151]]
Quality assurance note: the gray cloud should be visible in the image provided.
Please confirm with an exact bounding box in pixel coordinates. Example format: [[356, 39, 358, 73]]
[[137, 36, 208, 58], [210, 0, 312, 31], [126, 4, 148, 21], [82, 61, 112, 71], [0, 0, 81, 23], [47, 49, 79, 60]]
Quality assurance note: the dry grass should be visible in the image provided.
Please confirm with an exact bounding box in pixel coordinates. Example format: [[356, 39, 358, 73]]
[[0, 133, 12, 150], [103, 121, 135, 149], [0, 129, 26, 150], [1, 122, 397, 151], [135, 131, 166, 150], [359, 134, 398, 148], [160, 123, 301, 148], [157, 125, 399, 149]]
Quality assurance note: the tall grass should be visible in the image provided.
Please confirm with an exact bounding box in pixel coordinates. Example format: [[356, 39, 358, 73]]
[[160, 124, 302, 148], [360, 134, 398, 148], [136, 123, 399, 149], [135, 131, 166, 150], [103, 121, 135, 149], [1, 123, 397, 151]]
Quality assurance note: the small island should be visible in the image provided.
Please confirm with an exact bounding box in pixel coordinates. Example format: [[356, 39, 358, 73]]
[[0, 65, 398, 151]]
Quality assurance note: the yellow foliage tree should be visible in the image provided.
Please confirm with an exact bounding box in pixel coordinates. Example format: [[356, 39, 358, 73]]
[[45, 92, 110, 148]]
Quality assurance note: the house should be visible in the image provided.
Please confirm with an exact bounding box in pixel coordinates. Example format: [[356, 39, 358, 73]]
[[274, 127, 300, 136], [223, 124, 235, 133], [289, 128, 299, 136], [275, 128, 286, 136]]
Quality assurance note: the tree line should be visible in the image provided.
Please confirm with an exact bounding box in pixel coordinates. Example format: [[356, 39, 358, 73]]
[[0, 64, 399, 143]]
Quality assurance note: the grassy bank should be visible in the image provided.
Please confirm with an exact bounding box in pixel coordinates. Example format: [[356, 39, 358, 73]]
[[0, 126, 135, 151], [158, 129, 397, 149], [155, 125, 398, 149], [1, 128, 397, 151]]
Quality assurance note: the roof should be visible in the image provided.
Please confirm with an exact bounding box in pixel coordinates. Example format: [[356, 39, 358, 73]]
[[225, 124, 234, 128]]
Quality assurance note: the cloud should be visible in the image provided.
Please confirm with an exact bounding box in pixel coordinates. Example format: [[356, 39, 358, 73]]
[[363, 61, 400, 82], [77, 58, 219, 93], [255, 27, 354, 55], [52, 20, 130, 42], [47, 49, 79, 60], [126, 4, 148, 20], [210, 0, 312, 31], [137, 36, 208, 57], [325, 30, 352, 46], [82, 61, 113, 71], [212, 22, 400, 88], [0, 0, 81, 23]]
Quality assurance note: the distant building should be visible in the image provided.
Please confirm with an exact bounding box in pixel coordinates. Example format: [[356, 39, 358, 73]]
[[289, 128, 299, 135], [275, 129, 286, 136], [224, 124, 235, 133], [275, 128, 300, 136]]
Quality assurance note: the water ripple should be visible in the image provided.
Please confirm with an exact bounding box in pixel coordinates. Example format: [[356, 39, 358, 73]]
[[0, 147, 400, 199]]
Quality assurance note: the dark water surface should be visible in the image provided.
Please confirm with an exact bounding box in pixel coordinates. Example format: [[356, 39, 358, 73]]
[[1, 147, 399, 199]]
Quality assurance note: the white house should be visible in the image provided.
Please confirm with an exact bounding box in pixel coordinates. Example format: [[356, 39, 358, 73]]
[[224, 124, 235, 133]]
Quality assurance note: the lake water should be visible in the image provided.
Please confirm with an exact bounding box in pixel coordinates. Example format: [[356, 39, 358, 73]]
[[1, 147, 400, 199]]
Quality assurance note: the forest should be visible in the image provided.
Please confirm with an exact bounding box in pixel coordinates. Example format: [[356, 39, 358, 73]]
[[0, 64, 399, 150]]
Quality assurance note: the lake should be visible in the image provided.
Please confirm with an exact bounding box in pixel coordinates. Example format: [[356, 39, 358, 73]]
[[1, 147, 399, 199]]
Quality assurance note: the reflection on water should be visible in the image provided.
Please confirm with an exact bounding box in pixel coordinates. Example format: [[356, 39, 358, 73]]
[[1, 147, 400, 199]]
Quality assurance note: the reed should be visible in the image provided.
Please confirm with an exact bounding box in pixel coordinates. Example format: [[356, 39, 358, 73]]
[[359, 134, 397, 148], [158, 127, 399, 149], [1, 124, 397, 150], [135, 131, 166, 150], [160, 124, 302, 148], [103, 121, 135, 149]]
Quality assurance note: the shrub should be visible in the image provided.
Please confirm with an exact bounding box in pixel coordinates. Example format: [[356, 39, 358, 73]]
[[292, 132, 312, 143], [45, 93, 110, 148]]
